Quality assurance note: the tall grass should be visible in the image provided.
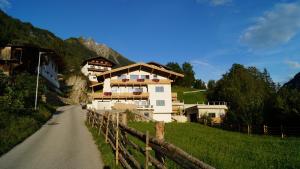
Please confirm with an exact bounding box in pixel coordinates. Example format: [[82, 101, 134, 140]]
[[129, 122, 300, 169]]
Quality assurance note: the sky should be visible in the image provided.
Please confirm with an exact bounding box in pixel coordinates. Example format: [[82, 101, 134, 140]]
[[1, 0, 300, 83]]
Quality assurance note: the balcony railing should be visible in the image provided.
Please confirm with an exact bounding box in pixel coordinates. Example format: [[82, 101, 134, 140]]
[[91, 92, 149, 99], [87, 68, 108, 72], [110, 79, 173, 86]]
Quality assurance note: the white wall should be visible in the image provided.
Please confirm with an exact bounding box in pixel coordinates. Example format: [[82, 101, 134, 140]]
[[153, 113, 172, 122], [81, 64, 89, 76], [81, 63, 112, 82], [92, 100, 112, 110], [40, 58, 60, 88], [148, 84, 172, 113]]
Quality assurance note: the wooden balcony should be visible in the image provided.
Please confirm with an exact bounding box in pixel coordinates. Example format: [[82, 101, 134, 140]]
[[91, 92, 149, 99], [88, 68, 108, 72], [110, 79, 173, 86]]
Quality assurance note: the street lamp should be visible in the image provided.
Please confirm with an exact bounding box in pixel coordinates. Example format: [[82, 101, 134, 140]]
[[34, 51, 45, 110]]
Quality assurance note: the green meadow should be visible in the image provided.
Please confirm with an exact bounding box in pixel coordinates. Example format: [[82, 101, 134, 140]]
[[128, 122, 300, 169]]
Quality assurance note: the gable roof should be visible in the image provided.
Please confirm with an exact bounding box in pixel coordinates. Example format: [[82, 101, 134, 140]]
[[96, 62, 184, 79], [81, 56, 116, 67]]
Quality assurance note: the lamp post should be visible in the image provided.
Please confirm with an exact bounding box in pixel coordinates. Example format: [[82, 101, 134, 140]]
[[34, 51, 45, 110]]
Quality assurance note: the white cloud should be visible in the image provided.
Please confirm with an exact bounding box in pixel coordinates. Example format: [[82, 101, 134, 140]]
[[240, 2, 300, 49], [286, 60, 300, 68], [196, 0, 231, 6], [191, 60, 211, 66], [0, 0, 10, 11]]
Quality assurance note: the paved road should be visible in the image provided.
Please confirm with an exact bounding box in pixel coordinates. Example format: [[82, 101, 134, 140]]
[[0, 105, 104, 169]]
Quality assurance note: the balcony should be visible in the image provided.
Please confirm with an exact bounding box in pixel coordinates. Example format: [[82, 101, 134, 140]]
[[91, 92, 149, 99], [110, 79, 173, 86], [87, 67, 108, 72]]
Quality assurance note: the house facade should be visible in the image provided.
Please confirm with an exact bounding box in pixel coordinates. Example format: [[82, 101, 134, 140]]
[[89, 63, 184, 122], [0, 45, 61, 89], [81, 56, 115, 83], [185, 102, 228, 124]]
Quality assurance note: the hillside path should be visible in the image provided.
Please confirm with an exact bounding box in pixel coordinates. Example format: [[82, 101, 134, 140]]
[[0, 105, 104, 169]]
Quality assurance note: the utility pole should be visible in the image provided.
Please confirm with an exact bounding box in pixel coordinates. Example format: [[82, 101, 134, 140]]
[[34, 51, 44, 110]]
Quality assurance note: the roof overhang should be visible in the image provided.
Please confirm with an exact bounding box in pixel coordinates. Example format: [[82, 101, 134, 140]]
[[96, 63, 184, 80]]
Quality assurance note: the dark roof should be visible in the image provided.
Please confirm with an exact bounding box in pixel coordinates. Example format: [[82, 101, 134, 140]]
[[81, 56, 116, 67], [147, 62, 170, 70], [0, 44, 64, 68]]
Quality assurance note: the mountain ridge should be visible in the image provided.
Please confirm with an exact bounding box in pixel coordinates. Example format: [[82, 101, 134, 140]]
[[283, 72, 300, 90], [0, 10, 133, 73]]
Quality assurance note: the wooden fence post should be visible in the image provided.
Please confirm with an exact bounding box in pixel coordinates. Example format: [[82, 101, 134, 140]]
[[145, 130, 150, 169], [98, 115, 104, 135], [263, 125, 268, 135], [92, 112, 96, 128], [155, 121, 165, 165], [121, 113, 128, 126], [115, 112, 119, 165], [281, 125, 284, 139], [105, 113, 110, 143]]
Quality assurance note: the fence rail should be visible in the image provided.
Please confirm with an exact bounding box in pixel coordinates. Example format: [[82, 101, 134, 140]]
[[87, 110, 215, 169]]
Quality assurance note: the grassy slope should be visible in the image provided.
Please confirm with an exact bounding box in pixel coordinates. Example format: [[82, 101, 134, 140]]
[[129, 122, 300, 169], [0, 103, 56, 156], [172, 86, 207, 104]]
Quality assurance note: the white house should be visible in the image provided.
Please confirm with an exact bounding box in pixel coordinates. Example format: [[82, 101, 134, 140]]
[[40, 54, 60, 88], [81, 56, 115, 83], [89, 62, 184, 122], [185, 102, 228, 124]]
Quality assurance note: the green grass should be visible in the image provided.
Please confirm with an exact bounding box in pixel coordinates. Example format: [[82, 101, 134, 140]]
[[86, 123, 121, 169], [0, 103, 55, 156], [172, 86, 206, 104], [128, 122, 300, 169]]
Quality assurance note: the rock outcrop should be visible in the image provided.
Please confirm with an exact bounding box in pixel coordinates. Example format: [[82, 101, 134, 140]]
[[65, 75, 88, 103]]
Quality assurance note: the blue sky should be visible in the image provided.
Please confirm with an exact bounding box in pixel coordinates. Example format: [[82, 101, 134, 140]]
[[1, 0, 300, 83]]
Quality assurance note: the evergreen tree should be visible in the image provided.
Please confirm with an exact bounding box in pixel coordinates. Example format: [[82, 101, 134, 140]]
[[193, 79, 206, 89], [182, 62, 195, 87]]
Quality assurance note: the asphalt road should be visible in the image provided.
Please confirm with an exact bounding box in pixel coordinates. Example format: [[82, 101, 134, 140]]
[[0, 105, 104, 169]]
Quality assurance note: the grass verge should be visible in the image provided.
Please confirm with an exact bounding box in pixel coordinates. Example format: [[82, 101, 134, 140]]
[[86, 123, 121, 169]]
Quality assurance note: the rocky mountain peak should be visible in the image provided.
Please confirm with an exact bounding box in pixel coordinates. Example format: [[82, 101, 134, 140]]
[[80, 37, 133, 66]]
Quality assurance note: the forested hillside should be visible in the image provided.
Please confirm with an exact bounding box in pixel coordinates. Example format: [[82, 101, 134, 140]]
[[0, 10, 132, 73]]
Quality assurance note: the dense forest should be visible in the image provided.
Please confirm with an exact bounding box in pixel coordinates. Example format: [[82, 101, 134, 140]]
[[0, 10, 132, 73]]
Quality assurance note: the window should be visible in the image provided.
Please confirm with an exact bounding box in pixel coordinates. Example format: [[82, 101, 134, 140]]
[[155, 86, 164, 92], [156, 100, 165, 106], [128, 87, 133, 92], [112, 87, 118, 92], [140, 75, 150, 79], [118, 74, 127, 80], [130, 75, 139, 80], [133, 87, 143, 92], [208, 113, 216, 118], [153, 74, 158, 79]]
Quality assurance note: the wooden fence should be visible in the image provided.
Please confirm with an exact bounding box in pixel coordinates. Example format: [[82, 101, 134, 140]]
[[87, 110, 215, 169]]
